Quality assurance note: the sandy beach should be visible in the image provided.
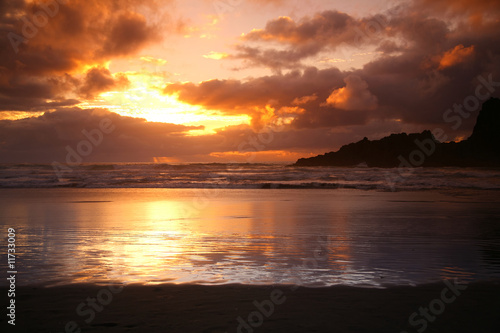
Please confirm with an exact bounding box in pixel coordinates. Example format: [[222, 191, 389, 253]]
[[2, 281, 499, 333], [1, 188, 500, 287], [1, 188, 500, 332]]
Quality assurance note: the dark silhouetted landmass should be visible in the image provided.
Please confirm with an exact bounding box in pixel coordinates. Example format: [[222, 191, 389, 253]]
[[295, 98, 500, 167]]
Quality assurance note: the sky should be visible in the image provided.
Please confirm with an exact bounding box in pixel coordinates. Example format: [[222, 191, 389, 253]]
[[1, 0, 499, 163]]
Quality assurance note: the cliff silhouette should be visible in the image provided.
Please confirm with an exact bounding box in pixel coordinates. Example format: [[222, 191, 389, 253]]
[[294, 98, 500, 167]]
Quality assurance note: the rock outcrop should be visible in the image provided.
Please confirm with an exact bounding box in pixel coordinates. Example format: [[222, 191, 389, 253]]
[[294, 98, 500, 167]]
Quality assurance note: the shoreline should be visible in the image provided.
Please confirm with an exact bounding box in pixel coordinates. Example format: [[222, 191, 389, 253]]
[[2, 281, 500, 332]]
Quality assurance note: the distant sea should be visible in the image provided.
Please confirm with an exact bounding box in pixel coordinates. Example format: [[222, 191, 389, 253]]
[[1, 163, 500, 191], [1, 164, 500, 288]]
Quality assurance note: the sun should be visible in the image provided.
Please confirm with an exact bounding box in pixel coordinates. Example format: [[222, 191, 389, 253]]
[[80, 69, 250, 135]]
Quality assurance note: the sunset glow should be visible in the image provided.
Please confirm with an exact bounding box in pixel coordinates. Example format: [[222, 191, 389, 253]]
[[1, 0, 499, 162]]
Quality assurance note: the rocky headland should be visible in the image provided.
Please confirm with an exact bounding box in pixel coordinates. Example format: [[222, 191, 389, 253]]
[[294, 98, 500, 168]]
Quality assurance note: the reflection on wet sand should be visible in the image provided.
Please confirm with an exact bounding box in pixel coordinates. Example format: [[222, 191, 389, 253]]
[[0, 188, 498, 287]]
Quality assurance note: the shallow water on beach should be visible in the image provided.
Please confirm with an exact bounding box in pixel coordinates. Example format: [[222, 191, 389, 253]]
[[1, 188, 499, 288]]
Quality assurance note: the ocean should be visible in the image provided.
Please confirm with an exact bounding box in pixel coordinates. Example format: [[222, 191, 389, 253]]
[[1, 164, 500, 288], [1, 163, 500, 191]]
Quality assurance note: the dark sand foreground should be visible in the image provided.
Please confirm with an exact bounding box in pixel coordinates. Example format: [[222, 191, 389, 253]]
[[2, 281, 500, 333]]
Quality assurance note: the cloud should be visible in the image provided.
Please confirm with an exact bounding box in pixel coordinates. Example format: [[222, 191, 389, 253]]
[[415, 0, 500, 19], [0, 0, 167, 113], [324, 75, 378, 111], [228, 1, 497, 73], [165, 67, 344, 110], [79, 67, 130, 99], [0, 108, 206, 163], [242, 12, 355, 44], [0, 106, 408, 163], [99, 11, 159, 57], [437, 45, 475, 70], [233, 10, 364, 70], [164, 67, 357, 128], [0, 73, 80, 112], [210, 0, 500, 131], [203, 51, 229, 60], [292, 94, 318, 105]]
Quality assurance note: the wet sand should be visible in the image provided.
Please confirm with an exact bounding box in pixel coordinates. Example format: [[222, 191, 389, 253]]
[[2, 281, 500, 333], [2, 188, 500, 287], [1, 188, 500, 332]]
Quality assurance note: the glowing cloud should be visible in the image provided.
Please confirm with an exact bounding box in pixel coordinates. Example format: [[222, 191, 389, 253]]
[[324, 75, 378, 111], [203, 52, 229, 60], [438, 45, 475, 70], [140, 56, 168, 65]]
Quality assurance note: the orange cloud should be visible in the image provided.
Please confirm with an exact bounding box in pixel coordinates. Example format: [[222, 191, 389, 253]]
[[324, 75, 378, 111], [243, 16, 295, 42], [438, 45, 475, 70], [292, 94, 318, 105]]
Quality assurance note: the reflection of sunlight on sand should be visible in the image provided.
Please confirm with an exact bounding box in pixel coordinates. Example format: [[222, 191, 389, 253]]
[[96, 200, 193, 285], [73, 198, 267, 285], [4, 188, 500, 287], [440, 266, 475, 282], [59, 191, 405, 287]]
